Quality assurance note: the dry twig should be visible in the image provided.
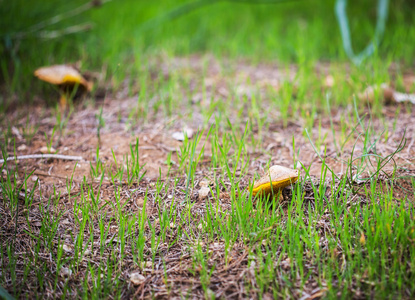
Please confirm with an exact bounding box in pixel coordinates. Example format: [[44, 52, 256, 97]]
[[1, 154, 84, 164]]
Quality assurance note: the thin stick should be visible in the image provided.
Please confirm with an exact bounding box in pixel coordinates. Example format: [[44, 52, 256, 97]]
[[10, 0, 113, 39], [1, 154, 84, 164], [37, 23, 93, 40]]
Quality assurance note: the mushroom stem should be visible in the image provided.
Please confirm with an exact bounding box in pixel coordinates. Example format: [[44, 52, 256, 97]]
[[59, 93, 68, 110]]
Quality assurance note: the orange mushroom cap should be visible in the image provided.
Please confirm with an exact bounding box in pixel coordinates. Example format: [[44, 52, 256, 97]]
[[251, 165, 299, 197], [34, 64, 93, 91]]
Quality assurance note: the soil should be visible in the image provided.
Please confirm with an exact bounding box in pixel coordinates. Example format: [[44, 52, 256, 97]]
[[1, 56, 415, 299]]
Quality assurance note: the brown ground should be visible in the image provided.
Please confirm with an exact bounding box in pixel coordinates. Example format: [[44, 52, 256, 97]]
[[1, 56, 415, 299]]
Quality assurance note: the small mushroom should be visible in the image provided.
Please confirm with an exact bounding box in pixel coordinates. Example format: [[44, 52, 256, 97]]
[[34, 64, 93, 108], [357, 83, 395, 104], [251, 165, 299, 197]]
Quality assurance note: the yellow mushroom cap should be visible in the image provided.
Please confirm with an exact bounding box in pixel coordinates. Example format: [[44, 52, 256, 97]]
[[251, 165, 299, 197], [34, 64, 92, 91]]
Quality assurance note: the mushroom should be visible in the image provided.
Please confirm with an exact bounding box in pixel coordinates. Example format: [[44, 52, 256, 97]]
[[34, 64, 93, 108], [251, 165, 299, 198]]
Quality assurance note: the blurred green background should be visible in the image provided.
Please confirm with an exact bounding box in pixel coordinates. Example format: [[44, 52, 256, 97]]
[[1, 0, 414, 107]]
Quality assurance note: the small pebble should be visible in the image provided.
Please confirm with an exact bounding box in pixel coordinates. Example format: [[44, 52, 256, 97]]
[[172, 128, 194, 141], [60, 267, 72, 277], [130, 273, 145, 285], [136, 198, 145, 207], [62, 244, 72, 253], [198, 186, 210, 200], [40, 146, 56, 154], [17, 144, 27, 151]]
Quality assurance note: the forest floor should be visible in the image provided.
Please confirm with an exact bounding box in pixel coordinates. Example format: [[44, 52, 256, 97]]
[[1, 56, 415, 299]]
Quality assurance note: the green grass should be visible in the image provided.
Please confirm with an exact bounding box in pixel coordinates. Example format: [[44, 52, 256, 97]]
[[1, 0, 415, 298], [1, 102, 414, 297], [1, 0, 415, 109]]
